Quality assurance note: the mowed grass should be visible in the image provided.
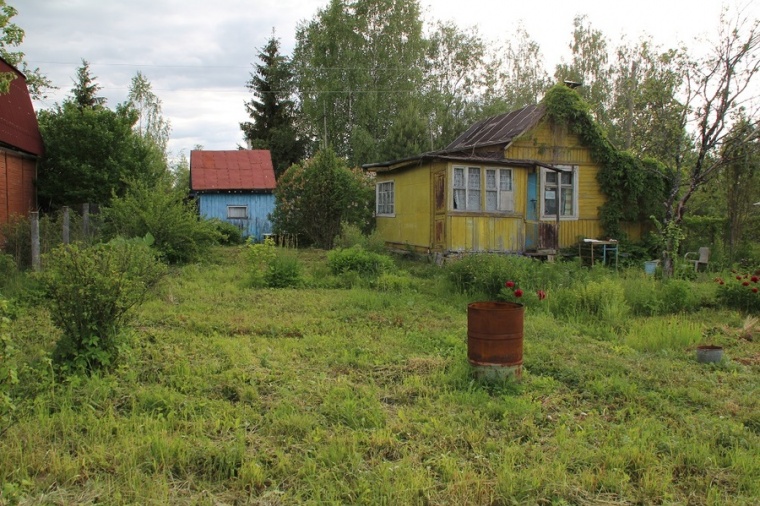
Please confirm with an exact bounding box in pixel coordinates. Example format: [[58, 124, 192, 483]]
[[2, 247, 759, 505]]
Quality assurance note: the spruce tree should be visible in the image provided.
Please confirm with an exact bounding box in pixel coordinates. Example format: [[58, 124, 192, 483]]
[[71, 59, 106, 109], [241, 34, 306, 179]]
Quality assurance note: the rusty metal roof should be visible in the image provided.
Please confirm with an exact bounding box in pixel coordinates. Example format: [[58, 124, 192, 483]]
[[190, 150, 276, 191], [0, 58, 44, 156], [443, 104, 545, 153]]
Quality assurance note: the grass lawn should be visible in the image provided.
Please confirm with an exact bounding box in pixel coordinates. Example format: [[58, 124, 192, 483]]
[[1, 246, 759, 505]]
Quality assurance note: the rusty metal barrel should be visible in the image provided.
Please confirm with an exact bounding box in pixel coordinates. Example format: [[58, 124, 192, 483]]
[[467, 301, 524, 380]]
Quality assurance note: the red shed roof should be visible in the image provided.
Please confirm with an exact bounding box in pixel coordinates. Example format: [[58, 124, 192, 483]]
[[190, 149, 276, 191], [0, 57, 44, 156]]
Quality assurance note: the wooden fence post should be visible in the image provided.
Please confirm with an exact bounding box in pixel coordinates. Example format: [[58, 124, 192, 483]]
[[30, 211, 40, 271], [62, 206, 70, 244]]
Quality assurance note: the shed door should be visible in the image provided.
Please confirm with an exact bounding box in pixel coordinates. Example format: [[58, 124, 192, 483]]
[[525, 171, 538, 250], [433, 171, 446, 251]]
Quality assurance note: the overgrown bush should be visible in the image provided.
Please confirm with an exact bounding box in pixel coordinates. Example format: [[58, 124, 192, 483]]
[[40, 238, 166, 372], [209, 219, 245, 245], [0, 298, 17, 416], [335, 222, 386, 253], [271, 149, 374, 249], [327, 246, 395, 278], [548, 279, 629, 323], [445, 253, 591, 299], [246, 237, 302, 288], [716, 270, 760, 313], [101, 179, 220, 264]]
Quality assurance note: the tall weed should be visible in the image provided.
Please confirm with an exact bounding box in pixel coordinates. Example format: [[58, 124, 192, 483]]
[[40, 238, 166, 372]]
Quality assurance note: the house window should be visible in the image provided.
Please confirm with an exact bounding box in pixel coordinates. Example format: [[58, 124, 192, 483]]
[[541, 165, 578, 219], [485, 168, 514, 212], [376, 181, 395, 216], [227, 205, 248, 219], [453, 166, 481, 210]]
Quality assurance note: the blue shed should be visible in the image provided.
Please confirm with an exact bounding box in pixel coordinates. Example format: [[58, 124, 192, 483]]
[[190, 149, 276, 240]]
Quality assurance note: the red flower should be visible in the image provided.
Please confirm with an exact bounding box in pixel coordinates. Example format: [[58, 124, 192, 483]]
[[537, 290, 546, 300], [752, 276, 759, 283], [743, 281, 750, 286], [736, 276, 742, 280], [514, 289, 523, 298], [720, 281, 725, 285], [753, 288, 759, 293], [505, 280, 515, 288]]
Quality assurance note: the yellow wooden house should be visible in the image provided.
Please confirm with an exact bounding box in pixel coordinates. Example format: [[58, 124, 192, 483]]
[[365, 103, 638, 256]]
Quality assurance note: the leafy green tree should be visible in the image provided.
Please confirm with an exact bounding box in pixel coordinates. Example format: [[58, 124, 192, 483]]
[[0, 0, 52, 98], [608, 38, 689, 158], [293, 0, 427, 165], [71, 59, 106, 109], [554, 15, 613, 126], [128, 71, 171, 157], [720, 119, 760, 259], [241, 34, 306, 179], [655, 12, 760, 275], [271, 149, 374, 249], [483, 24, 551, 113], [36, 101, 166, 210], [101, 179, 220, 264], [422, 20, 488, 149]]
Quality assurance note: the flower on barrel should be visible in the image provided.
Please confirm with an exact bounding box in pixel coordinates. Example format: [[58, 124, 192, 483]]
[[498, 279, 547, 305]]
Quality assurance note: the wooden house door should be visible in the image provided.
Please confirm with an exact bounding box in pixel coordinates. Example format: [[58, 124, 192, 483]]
[[525, 171, 538, 250], [433, 171, 446, 251]]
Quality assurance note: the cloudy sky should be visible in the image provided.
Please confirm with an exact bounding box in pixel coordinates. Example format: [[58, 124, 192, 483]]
[[14, 0, 755, 160]]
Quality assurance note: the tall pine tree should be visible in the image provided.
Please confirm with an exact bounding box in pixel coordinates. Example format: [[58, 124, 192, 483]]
[[71, 59, 106, 109], [241, 34, 306, 179]]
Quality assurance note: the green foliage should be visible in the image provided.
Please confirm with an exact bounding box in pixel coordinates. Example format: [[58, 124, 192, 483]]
[[241, 35, 307, 179], [40, 238, 166, 372], [623, 316, 702, 352], [271, 149, 374, 248], [246, 238, 302, 288], [327, 246, 395, 278], [334, 222, 386, 253], [36, 100, 166, 211], [264, 253, 303, 288], [716, 271, 760, 313], [542, 85, 666, 238], [0, 297, 17, 416], [101, 179, 220, 264], [548, 279, 629, 323], [208, 219, 244, 246]]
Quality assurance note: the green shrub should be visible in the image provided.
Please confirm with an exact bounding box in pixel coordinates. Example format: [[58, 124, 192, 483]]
[[209, 219, 245, 245], [0, 298, 17, 416], [264, 253, 303, 288], [271, 149, 375, 249], [372, 272, 415, 292], [246, 238, 302, 288], [549, 278, 629, 323], [40, 238, 167, 372], [715, 270, 760, 313], [327, 246, 395, 278], [101, 179, 220, 264], [335, 222, 387, 253]]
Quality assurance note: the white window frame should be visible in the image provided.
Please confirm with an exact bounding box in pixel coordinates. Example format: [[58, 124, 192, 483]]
[[485, 168, 514, 212], [376, 180, 395, 216], [227, 205, 249, 219], [540, 165, 578, 220], [452, 166, 482, 211]]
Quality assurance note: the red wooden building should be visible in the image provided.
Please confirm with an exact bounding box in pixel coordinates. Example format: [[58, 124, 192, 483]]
[[0, 57, 43, 229]]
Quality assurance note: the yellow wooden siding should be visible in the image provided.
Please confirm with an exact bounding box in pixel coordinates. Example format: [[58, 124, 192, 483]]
[[375, 166, 431, 250], [449, 215, 524, 252]]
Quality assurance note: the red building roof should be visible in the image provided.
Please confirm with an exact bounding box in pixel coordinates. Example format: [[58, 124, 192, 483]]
[[190, 149, 276, 191], [0, 58, 44, 156]]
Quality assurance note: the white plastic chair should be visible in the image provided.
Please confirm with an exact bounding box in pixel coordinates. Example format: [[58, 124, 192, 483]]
[[684, 247, 710, 272]]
